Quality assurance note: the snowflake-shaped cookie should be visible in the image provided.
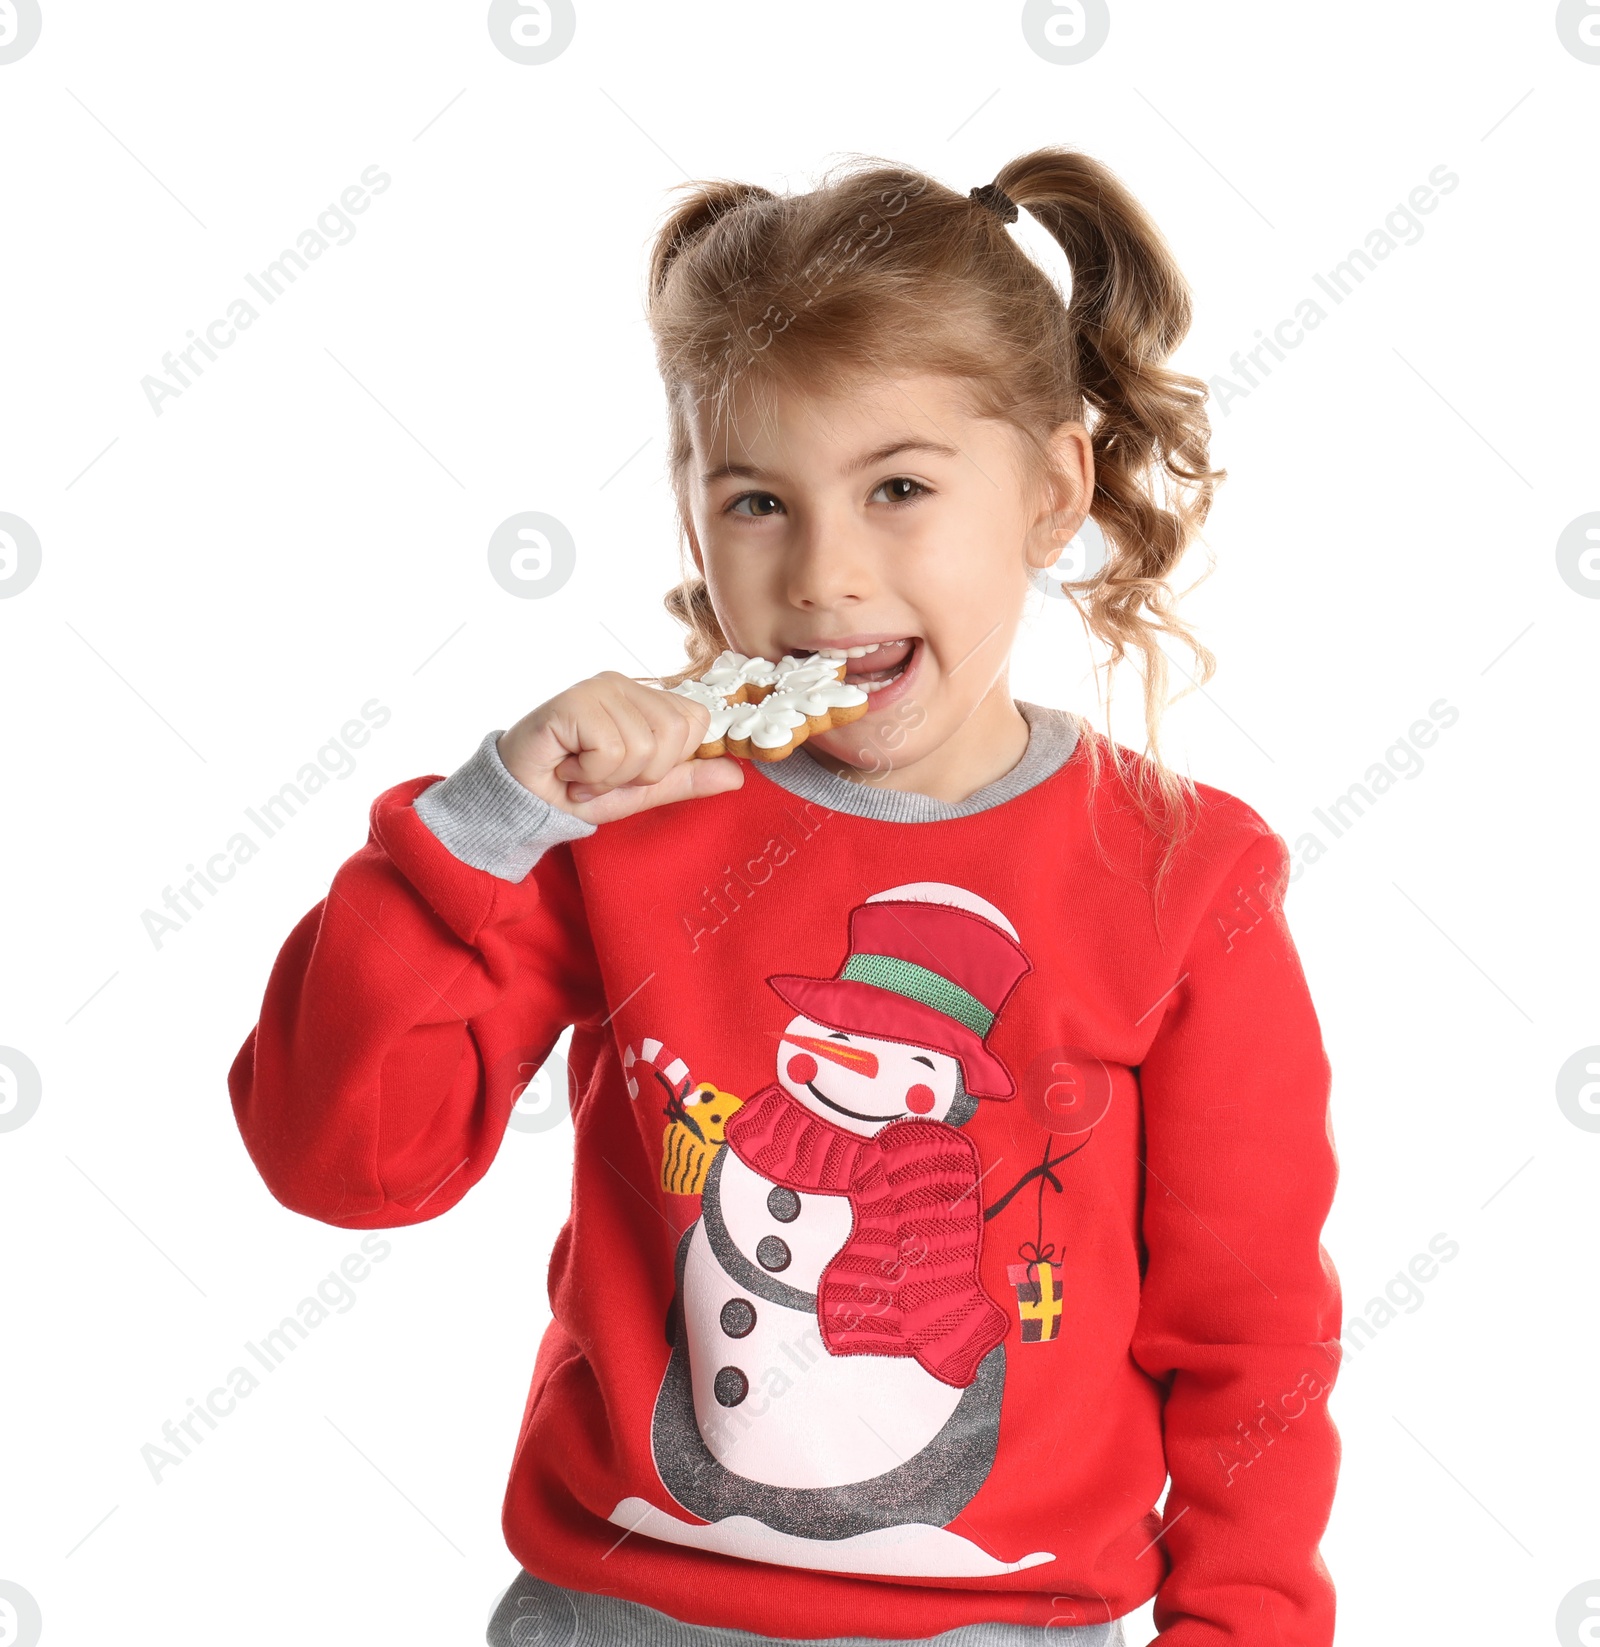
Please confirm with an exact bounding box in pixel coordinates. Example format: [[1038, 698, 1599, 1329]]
[[668, 649, 870, 761]]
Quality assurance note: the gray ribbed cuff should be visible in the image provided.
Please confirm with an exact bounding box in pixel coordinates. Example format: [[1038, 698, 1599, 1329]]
[[412, 729, 596, 883]]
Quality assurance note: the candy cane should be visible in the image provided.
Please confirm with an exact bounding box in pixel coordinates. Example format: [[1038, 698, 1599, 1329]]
[[622, 1038, 694, 1104]]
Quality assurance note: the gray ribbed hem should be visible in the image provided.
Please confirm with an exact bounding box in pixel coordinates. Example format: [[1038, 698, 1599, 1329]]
[[748, 701, 1080, 823], [487, 1570, 1127, 1646], [413, 729, 596, 883]]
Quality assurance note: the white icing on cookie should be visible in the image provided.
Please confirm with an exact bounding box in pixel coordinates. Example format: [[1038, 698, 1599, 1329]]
[[718, 697, 810, 750], [670, 678, 727, 711], [765, 678, 869, 718], [701, 651, 780, 695], [771, 653, 849, 691]]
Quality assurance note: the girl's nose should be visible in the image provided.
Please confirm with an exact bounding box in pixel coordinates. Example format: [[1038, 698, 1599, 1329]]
[[784, 510, 877, 609]]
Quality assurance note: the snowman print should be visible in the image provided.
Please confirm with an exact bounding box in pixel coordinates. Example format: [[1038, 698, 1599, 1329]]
[[608, 882, 1058, 1578]]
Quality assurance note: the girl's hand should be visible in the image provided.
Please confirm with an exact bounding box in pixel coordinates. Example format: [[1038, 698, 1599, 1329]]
[[496, 672, 743, 824]]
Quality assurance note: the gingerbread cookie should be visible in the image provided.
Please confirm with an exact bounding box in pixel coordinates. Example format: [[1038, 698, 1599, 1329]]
[[669, 649, 869, 761]]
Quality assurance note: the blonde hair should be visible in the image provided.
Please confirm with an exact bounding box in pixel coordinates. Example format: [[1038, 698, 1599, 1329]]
[[639, 147, 1224, 900]]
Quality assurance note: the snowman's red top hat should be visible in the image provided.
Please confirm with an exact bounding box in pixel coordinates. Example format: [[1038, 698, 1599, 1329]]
[[766, 891, 1032, 1099]]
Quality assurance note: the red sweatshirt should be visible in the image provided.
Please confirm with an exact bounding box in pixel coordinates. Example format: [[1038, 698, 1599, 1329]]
[[228, 710, 1340, 1642]]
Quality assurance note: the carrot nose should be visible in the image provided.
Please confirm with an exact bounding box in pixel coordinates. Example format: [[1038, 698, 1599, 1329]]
[[770, 1029, 879, 1078]]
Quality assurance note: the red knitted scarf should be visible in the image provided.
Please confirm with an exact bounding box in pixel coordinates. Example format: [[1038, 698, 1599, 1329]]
[[722, 1083, 1009, 1389]]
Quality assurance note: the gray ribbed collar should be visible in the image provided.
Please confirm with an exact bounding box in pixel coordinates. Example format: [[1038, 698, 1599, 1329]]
[[749, 699, 1079, 822]]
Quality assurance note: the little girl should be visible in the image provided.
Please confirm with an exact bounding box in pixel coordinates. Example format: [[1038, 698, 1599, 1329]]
[[230, 147, 1340, 1646]]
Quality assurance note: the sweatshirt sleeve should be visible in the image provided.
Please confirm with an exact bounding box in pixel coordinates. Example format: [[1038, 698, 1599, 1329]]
[[227, 733, 606, 1229], [1129, 828, 1342, 1646]]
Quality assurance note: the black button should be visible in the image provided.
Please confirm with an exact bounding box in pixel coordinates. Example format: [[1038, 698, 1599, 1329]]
[[714, 1366, 748, 1407], [720, 1298, 756, 1338], [756, 1235, 791, 1272], [766, 1186, 801, 1223]]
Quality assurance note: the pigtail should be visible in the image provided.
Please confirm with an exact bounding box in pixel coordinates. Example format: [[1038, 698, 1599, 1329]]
[[994, 149, 1225, 900]]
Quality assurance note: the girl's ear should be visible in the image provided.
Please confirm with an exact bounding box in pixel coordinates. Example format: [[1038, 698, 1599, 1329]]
[[1025, 420, 1095, 572]]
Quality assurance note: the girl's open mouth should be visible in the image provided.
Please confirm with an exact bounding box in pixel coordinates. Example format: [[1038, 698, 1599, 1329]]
[[797, 636, 920, 695]]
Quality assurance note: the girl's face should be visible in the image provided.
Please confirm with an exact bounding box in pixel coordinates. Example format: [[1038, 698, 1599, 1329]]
[[683, 371, 1090, 781]]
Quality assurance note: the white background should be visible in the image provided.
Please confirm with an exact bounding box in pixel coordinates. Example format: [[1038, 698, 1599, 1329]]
[[2, 2, 1597, 1643]]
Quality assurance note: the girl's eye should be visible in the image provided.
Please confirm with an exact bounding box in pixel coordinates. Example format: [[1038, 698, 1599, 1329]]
[[873, 476, 929, 504], [728, 492, 783, 517]]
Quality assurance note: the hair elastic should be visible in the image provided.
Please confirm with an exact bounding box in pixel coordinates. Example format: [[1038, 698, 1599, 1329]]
[[968, 182, 1020, 224]]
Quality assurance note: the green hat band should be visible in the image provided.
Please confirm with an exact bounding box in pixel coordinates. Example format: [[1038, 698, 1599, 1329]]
[[839, 952, 994, 1038]]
